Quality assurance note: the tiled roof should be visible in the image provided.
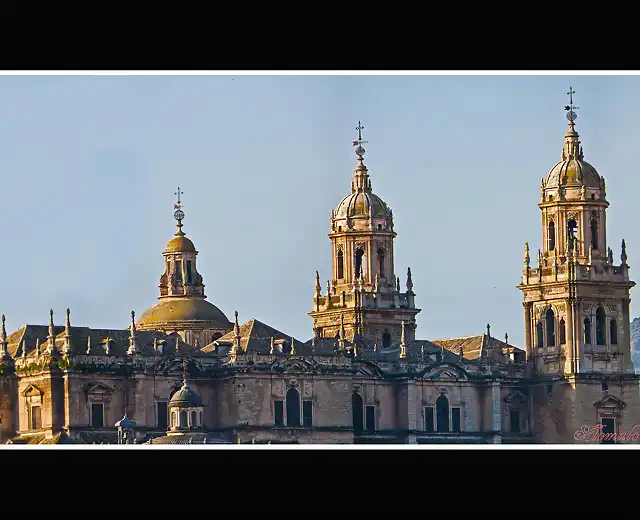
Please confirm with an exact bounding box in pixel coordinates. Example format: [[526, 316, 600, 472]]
[[202, 319, 305, 355], [6, 324, 206, 359], [145, 432, 232, 444], [431, 334, 524, 362]]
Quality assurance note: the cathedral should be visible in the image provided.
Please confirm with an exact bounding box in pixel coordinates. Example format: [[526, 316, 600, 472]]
[[1, 95, 639, 445]]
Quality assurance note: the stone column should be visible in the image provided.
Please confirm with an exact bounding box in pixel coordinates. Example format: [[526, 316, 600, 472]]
[[524, 302, 532, 361], [491, 381, 502, 444], [406, 380, 418, 444]]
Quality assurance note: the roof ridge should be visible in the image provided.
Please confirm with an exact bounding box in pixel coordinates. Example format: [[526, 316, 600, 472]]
[[432, 334, 484, 342]]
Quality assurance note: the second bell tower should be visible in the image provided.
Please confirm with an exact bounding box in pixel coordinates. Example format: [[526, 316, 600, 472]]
[[309, 123, 420, 349]]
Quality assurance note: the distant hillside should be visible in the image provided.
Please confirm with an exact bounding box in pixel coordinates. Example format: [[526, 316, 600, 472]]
[[631, 318, 640, 373]]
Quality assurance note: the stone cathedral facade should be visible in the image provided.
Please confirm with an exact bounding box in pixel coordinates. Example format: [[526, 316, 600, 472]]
[[0, 105, 639, 445]]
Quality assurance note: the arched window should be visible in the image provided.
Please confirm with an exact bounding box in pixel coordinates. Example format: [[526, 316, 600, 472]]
[[337, 250, 344, 279], [591, 219, 599, 250], [436, 395, 450, 433], [199, 411, 203, 426], [610, 319, 618, 345], [179, 411, 188, 428], [545, 308, 555, 347], [567, 219, 578, 251], [536, 321, 544, 349], [191, 411, 197, 427], [558, 318, 566, 344], [382, 331, 391, 348], [286, 388, 301, 427], [352, 393, 363, 434], [596, 306, 606, 345], [584, 318, 591, 344], [171, 412, 175, 427], [354, 248, 364, 278], [377, 248, 385, 279], [548, 221, 556, 251]]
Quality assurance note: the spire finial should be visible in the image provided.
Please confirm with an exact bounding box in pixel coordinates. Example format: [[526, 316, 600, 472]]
[[127, 310, 137, 355], [504, 333, 509, 345], [0, 314, 6, 343], [406, 267, 413, 292], [86, 335, 91, 355], [47, 309, 56, 353], [63, 308, 72, 356], [173, 186, 186, 237], [290, 337, 295, 356], [486, 324, 491, 337], [621, 239, 628, 265], [182, 358, 188, 386], [524, 242, 530, 268], [315, 271, 321, 295], [400, 321, 407, 359]]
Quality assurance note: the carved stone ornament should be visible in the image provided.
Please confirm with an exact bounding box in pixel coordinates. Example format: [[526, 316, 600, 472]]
[[286, 378, 299, 388], [355, 242, 366, 251], [567, 212, 579, 221]]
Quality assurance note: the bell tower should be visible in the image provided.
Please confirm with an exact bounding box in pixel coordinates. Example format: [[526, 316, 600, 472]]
[[519, 88, 636, 376], [309, 122, 420, 348]]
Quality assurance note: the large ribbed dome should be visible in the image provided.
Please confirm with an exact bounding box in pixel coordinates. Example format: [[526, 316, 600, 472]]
[[137, 298, 231, 329], [543, 124, 601, 189], [334, 191, 391, 220]]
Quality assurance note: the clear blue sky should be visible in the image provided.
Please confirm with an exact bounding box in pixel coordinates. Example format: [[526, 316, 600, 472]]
[[1, 74, 639, 347]]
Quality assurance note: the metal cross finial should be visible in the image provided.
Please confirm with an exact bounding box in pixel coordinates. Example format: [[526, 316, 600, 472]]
[[565, 86, 580, 124], [356, 121, 364, 141], [174, 187, 184, 209]]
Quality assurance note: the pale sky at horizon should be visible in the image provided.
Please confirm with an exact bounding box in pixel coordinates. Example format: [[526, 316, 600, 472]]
[[2, 74, 640, 347]]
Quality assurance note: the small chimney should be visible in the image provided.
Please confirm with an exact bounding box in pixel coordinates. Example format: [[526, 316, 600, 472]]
[[486, 324, 491, 337]]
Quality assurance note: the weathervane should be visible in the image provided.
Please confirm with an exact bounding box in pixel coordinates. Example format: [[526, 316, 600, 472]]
[[352, 120, 368, 159], [173, 186, 185, 224], [564, 86, 579, 125]]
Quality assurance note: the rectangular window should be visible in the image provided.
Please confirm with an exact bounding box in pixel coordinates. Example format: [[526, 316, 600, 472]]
[[510, 410, 521, 434], [425, 407, 434, 432], [302, 401, 313, 427], [274, 400, 284, 427], [451, 407, 461, 432], [601, 418, 615, 444], [175, 260, 182, 283], [91, 403, 104, 428], [30, 406, 42, 430], [365, 406, 375, 432], [186, 260, 192, 284], [157, 401, 168, 430]]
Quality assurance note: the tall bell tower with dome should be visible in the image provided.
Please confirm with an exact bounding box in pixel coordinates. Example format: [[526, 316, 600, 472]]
[[308, 123, 420, 348], [519, 88, 636, 377], [136, 188, 233, 346]]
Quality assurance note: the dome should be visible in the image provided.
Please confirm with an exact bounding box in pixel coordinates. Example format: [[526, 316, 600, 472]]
[[544, 158, 601, 189], [137, 298, 232, 329], [164, 235, 196, 253], [169, 380, 202, 408], [334, 191, 391, 220]]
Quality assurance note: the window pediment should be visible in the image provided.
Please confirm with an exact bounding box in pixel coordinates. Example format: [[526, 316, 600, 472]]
[[22, 384, 44, 397], [505, 390, 527, 404], [594, 394, 626, 410]]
